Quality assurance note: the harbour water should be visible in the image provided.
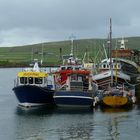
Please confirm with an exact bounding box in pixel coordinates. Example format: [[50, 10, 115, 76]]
[[0, 68, 140, 140]]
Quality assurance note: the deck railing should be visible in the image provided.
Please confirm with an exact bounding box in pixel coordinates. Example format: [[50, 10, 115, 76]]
[[56, 84, 91, 92]]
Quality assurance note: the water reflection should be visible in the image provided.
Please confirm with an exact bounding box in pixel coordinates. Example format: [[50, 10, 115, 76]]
[[53, 107, 94, 115], [15, 105, 56, 116], [47, 109, 94, 140], [54, 120, 94, 140], [15, 106, 55, 139], [15, 106, 95, 140], [100, 106, 133, 114], [93, 106, 135, 140], [107, 116, 120, 140], [15, 106, 94, 116]]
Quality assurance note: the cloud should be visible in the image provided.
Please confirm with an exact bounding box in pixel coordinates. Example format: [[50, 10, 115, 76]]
[[0, 0, 140, 46]]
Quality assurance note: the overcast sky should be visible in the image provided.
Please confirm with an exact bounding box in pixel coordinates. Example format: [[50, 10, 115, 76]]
[[0, 0, 140, 47]]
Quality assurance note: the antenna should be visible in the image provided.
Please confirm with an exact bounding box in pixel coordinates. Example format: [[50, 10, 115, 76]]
[[103, 43, 108, 59], [59, 47, 62, 62], [31, 47, 34, 62], [110, 18, 112, 61]]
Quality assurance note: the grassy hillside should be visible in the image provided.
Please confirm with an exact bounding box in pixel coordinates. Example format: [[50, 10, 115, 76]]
[[0, 37, 139, 67]]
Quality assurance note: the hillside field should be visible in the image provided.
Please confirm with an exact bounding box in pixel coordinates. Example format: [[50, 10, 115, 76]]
[[0, 37, 140, 67]]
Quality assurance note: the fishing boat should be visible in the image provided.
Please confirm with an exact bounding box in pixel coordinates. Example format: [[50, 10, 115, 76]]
[[13, 61, 55, 107], [92, 61, 131, 90], [53, 69, 96, 108], [52, 37, 97, 108], [100, 85, 136, 107], [92, 49, 132, 90], [96, 19, 136, 107], [111, 38, 140, 83], [93, 28, 140, 91], [92, 39, 138, 90], [52, 36, 83, 88]]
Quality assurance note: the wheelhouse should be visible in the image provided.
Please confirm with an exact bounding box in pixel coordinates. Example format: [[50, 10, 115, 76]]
[[15, 71, 52, 87]]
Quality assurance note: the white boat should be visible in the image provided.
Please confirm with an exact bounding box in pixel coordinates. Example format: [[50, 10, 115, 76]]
[[93, 70, 130, 90], [93, 37, 139, 90], [13, 61, 55, 107]]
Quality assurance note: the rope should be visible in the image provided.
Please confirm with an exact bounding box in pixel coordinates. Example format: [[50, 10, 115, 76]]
[[124, 78, 140, 86]]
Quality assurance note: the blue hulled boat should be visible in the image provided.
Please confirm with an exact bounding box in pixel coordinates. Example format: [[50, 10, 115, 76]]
[[13, 62, 55, 107], [53, 70, 97, 108], [54, 90, 93, 108], [52, 37, 98, 108]]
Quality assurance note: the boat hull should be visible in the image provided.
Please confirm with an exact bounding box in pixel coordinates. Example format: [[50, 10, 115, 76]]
[[54, 91, 93, 108], [92, 70, 130, 90], [13, 85, 55, 107], [102, 96, 132, 107]]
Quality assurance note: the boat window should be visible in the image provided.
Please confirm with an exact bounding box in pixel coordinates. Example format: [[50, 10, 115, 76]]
[[70, 81, 83, 86], [61, 67, 66, 70], [35, 77, 43, 84], [103, 64, 106, 68], [78, 76, 82, 81], [67, 67, 73, 70], [70, 81, 83, 91], [20, 77, 27, 84], [28, 77, 33, 84], [71, 75, 77, 81], [75, 67, 79, 70], [20, 77, 24, 84], [107, 64, 109, 68]]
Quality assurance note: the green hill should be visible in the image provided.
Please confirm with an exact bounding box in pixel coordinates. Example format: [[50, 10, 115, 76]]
[[0, 37, 140, 67]]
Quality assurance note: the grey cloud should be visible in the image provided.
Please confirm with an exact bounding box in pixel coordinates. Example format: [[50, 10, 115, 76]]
[[0, 0, 140, 46]]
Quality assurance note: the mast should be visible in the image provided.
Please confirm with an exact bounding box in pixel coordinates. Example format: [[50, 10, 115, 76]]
[[40, 43, 44, 65], [115, 40, 118, 83], [109, 18, 113, 86], [69, 34, 75, 57], [70, 38, 74, 57], [31, 47, 34, 62], [59, 47, 62, 62], [103, 43, 108, 59]]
